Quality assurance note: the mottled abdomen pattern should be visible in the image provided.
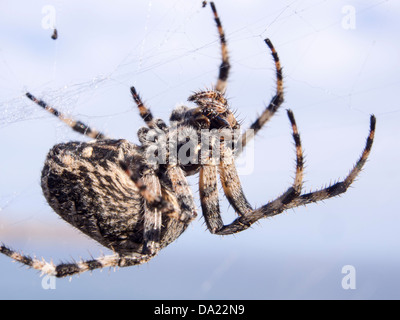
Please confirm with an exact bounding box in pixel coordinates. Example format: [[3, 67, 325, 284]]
[[41, 139, 146, 254]]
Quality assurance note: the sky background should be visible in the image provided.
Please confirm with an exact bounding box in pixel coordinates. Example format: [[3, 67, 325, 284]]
[[0, 0, 399, 299]]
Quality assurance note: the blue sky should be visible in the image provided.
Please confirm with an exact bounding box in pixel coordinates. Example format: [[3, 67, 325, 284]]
[[0, 0, 399, 299]]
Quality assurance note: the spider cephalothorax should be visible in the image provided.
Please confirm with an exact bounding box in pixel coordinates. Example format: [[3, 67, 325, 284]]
[[1, 2, 375, 278], [187, 90, 239, 130]]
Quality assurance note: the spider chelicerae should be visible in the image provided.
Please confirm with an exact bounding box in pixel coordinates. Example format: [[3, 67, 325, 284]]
[[1, 2, 376, 278]]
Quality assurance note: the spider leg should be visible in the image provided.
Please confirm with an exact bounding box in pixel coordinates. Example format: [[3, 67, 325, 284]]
[[238, 39, 284, 152], [25, 92, 107, 139], [130, 86, 159, 129], [141, 174, 163, 255], [276, 115, 376, 213], [119, 160, 176, 217], [206, 115, 374, 235], [120, 157, 196, 224], [199, 164, 223, 233], [162, 165, 198, 222], [0, 243, 155, 278], [120, 159, 191, 255], [218, 149, 253, 217], [207, 2, 230, 94], [200, 110, 303, 234]]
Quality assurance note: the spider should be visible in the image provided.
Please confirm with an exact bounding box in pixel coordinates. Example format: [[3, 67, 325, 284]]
[[0, 2, 375, 278]]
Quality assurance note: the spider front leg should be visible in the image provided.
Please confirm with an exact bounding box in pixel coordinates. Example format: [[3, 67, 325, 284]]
[[200, 110, 304, 235], [206, 3, 283, 144], [202, 114, 375, 236], [238, 38, 284, 152], [275, 115, 376, 214], [208, 2, 230, 94], [26, 92, 107, 139]]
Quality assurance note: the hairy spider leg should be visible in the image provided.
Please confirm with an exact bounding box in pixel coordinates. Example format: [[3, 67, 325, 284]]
[[238, 39, 284, 152], [164, 165, 198, 222], [119, 158, 182, 257], [199, 165, 222, 233], [25, 92, 107, 140], [140, 174, 163, 255], [0, 243, 156, 278], [200, 110, 304, 234], [130, 86, 160, 129], [203, 114, 374, 235], [281, 115, 376, 212], [121, 160, 197, 221], [218, 151, 253, 218], [52, 253, 156, 278], [26, 92, 107, 139], [119, 160, 174, 214], [209, 2, 230, 94]]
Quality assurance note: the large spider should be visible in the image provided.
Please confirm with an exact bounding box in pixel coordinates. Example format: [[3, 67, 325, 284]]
[[1, 2, 375, 278]]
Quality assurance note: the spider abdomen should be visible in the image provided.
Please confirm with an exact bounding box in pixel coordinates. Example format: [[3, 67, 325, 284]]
[[41, 139, 147, 254]]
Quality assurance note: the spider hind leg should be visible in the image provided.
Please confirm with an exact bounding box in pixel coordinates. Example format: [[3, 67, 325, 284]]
[[200, 109, 304, 235], [205, 114, 375, 235], [282, 115, 376, 211], [0, 243, 155, 278]]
